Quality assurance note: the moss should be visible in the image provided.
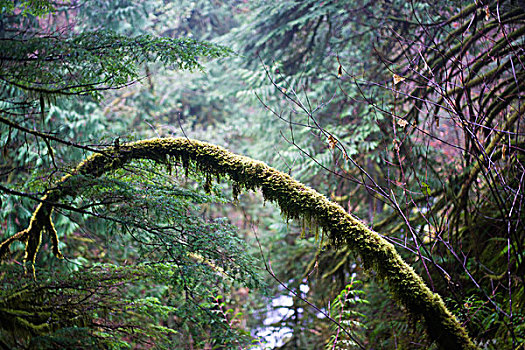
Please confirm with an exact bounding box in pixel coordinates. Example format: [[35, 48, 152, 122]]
[[0, 137, 478, 349]]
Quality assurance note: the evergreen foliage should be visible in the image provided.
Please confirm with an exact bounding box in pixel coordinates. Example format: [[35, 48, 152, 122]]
[[1, 0, 524, 348], [1, 0, 255, 348]]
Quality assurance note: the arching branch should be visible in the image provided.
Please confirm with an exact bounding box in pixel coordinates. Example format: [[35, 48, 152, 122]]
[[0, 137, 478, 350]]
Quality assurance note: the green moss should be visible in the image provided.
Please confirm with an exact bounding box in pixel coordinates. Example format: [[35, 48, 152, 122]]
[[0, 137, 478, 349]]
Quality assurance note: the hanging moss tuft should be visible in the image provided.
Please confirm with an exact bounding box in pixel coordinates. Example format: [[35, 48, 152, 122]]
[[0, 137, 478, 350]]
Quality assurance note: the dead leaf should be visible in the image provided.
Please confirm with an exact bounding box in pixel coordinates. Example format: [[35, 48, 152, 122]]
[[393, 74, 405, 85], [327, 134, 337, 149], [397, 118, 408, 128]]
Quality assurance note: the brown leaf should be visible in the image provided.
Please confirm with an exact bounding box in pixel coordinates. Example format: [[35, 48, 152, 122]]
[[327, 134, 337, 149], [397, 118, 408, 128], [393, 74, 405, 85]]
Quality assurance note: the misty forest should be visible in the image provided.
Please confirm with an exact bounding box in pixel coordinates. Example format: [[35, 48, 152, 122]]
[[0, 0, 524, 349]]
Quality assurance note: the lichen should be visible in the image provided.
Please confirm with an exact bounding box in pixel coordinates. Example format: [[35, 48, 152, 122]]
[[0, 137, 478, 349]]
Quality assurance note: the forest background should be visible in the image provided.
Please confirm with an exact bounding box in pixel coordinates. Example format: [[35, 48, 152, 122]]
[[0, 0, 524, 349]]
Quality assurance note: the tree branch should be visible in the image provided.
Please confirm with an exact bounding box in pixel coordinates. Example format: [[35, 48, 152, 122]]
[[0, 137, 478, 350]]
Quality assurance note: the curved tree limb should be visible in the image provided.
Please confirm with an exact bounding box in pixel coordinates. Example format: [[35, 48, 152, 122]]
[[0, 137, 478, 349]]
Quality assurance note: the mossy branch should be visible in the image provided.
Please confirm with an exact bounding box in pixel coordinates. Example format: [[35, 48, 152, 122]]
[[0, 137, 478, 349]]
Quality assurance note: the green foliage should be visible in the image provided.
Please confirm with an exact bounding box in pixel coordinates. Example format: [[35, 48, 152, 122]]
[[0, 263, 175, 348], [1, 0, 524, 348], [0, 0, 55, 16], [325, 278, 368, 350], [0, 261, 257, 349], [0, 0, 255, 348], [1, 30, 231, 98], [0, 163, 263, 348]]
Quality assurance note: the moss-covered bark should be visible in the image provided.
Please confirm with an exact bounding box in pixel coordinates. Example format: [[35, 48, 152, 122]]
[[0, 137, 478, 349]]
